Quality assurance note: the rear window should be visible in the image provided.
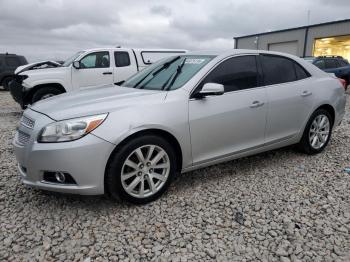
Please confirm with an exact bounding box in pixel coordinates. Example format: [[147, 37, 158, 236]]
[[261, 55, 297, 85], [114, 51, 131, 67], [314, 60, 325, 69], [339, 60, 348, 67], [324, 59, 339, 69], [5, 57, 21, 67]]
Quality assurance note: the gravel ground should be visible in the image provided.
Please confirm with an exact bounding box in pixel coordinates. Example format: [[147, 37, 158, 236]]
[[0, 90, 350, 261]]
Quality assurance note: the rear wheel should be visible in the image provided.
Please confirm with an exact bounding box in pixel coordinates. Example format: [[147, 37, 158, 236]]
[[2, 76, 14, 91], [31, 86, 63, 103], [297, 109, 333, 154], [106, 135, 177, 204]]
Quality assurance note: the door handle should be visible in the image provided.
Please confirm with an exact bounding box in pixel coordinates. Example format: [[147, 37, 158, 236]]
[[103, 72, 112, 75], [301, 90, 312, 97], [250, 101, 264, 108]]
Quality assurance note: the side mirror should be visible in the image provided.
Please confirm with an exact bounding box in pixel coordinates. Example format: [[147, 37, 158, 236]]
[[193, 83, 224, 99], [72, 61, 80, 69]]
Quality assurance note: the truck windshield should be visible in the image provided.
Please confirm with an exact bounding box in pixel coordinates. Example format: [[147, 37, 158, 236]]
[[121, 55, 215, 91], [62, 51, 85, 67]]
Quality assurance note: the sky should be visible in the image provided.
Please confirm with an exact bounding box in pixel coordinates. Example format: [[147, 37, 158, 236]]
[[0, 0, 349, 62]]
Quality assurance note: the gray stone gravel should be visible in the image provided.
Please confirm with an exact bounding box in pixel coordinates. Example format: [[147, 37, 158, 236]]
[[0, 90, 350, 261]]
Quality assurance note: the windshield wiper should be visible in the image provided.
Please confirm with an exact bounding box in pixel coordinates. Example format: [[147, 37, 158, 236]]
[[134, 56, 181, 89], [163, 58, 186, 90]]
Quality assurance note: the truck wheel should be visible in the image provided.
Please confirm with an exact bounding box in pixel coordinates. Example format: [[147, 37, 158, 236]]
[[31, 87, 63, 103], [2, 76, 14, 91]]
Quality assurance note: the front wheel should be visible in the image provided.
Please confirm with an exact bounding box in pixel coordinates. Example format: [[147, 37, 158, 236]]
[[106, 135, 177, 204], [297, 109, 333, 155], [31, 86, 63, 104], [2, 76, 14, 91]]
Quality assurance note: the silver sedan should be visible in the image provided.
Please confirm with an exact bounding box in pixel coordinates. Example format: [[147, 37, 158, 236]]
[[13, 50, 347, 204]]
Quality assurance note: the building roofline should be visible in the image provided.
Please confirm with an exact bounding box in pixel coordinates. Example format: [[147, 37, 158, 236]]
[[233, 18, 350, 40]]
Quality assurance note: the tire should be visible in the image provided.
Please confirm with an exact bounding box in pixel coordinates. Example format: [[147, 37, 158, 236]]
[[297, 109, 333, 155], [2, 76, 13, 91], [31, 86, 62, 103], [106, 135, 177, 204]]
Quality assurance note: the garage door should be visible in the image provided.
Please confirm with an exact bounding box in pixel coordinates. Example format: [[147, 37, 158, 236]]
[[268, 41, 298, 56]]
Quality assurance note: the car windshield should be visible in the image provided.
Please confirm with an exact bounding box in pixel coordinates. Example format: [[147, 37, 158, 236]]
[[121, 55, 215, 91], [62, 51, 85, 67]]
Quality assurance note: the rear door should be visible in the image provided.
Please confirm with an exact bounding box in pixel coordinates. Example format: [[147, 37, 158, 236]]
[[72, 51, 113, 89], [113, 50, 137, 84], [260, 54, 312, 144], [189, 55, 267, 165]]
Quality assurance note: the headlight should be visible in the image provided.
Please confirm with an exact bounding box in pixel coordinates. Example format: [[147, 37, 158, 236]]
[[38, 114, 108, 143]]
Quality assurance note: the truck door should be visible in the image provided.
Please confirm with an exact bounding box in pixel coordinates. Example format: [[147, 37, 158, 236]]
[[72, 51, 114, 89], [113, 50, 138, 84]]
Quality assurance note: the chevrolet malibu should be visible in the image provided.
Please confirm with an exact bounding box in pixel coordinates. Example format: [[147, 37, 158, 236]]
[[13, 50, 346, 204]]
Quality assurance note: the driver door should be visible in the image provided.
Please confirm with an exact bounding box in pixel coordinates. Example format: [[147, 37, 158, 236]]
[[189, 55, 267, 165], [72, 51, 114, 90]]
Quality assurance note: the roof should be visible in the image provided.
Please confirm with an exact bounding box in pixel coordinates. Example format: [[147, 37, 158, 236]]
[[233, 18, 350, 40]]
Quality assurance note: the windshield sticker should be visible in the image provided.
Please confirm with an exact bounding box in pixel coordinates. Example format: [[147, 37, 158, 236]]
[[185, 59, 206, 64]]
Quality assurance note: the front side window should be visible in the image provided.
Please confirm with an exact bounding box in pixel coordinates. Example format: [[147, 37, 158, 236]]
[[115, 52, 130, 67], [80, 52, 110, 69], [198, 55, 259, 92], [261, 55, 297, 85], [121, 55, 214, 91]]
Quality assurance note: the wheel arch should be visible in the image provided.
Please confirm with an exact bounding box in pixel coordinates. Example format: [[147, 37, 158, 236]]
[[25, 83, 66, 104], [315, 104, 335, 126], [0, 74, 14, 85], [104, 128, 183, 193]]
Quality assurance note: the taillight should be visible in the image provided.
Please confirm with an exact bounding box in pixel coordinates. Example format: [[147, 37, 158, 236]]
[[338, 78, 348, 90]]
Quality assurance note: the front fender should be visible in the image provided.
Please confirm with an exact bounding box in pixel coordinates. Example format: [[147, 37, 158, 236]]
[[91, 99, 192, 169]]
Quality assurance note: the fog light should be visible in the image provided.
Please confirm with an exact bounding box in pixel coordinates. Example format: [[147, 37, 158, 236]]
[[43, 171, 77, 185], [55, 172, 66, 183]]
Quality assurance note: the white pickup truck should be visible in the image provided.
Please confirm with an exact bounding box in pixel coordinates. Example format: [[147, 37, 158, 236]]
[[9, 47, 186, 108]]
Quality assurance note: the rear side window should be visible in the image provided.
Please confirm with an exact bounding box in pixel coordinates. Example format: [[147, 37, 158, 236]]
[[199, 55, 259, 92], [5, 57, 21, 67], [114, 51, 130, 67], [261, 55, 297, 85], [314, 60, 325, 69], [324, 59, 339, 69], [294, 63, 310, 80]]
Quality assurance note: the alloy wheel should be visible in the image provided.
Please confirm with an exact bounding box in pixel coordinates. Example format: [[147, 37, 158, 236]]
[[309, 114, 330, 149], [121, 145, 170, 198]]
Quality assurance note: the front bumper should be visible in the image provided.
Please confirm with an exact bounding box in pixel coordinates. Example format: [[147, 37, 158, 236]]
[[9, 79, 28, 108], [13, 110, 116, 195]]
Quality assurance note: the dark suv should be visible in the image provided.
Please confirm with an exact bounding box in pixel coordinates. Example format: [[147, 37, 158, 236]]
[[0, 53, 28, 90], [304, 56, 350, 86]]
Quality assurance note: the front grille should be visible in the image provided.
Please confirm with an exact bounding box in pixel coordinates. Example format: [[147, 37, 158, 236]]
[[17, 130, 30, 145], [20, 115, 35, 129]]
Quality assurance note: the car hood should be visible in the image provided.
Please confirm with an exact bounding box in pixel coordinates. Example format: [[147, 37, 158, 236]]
[[30, 85, 167, 121], [15, 60, 62, 74]]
